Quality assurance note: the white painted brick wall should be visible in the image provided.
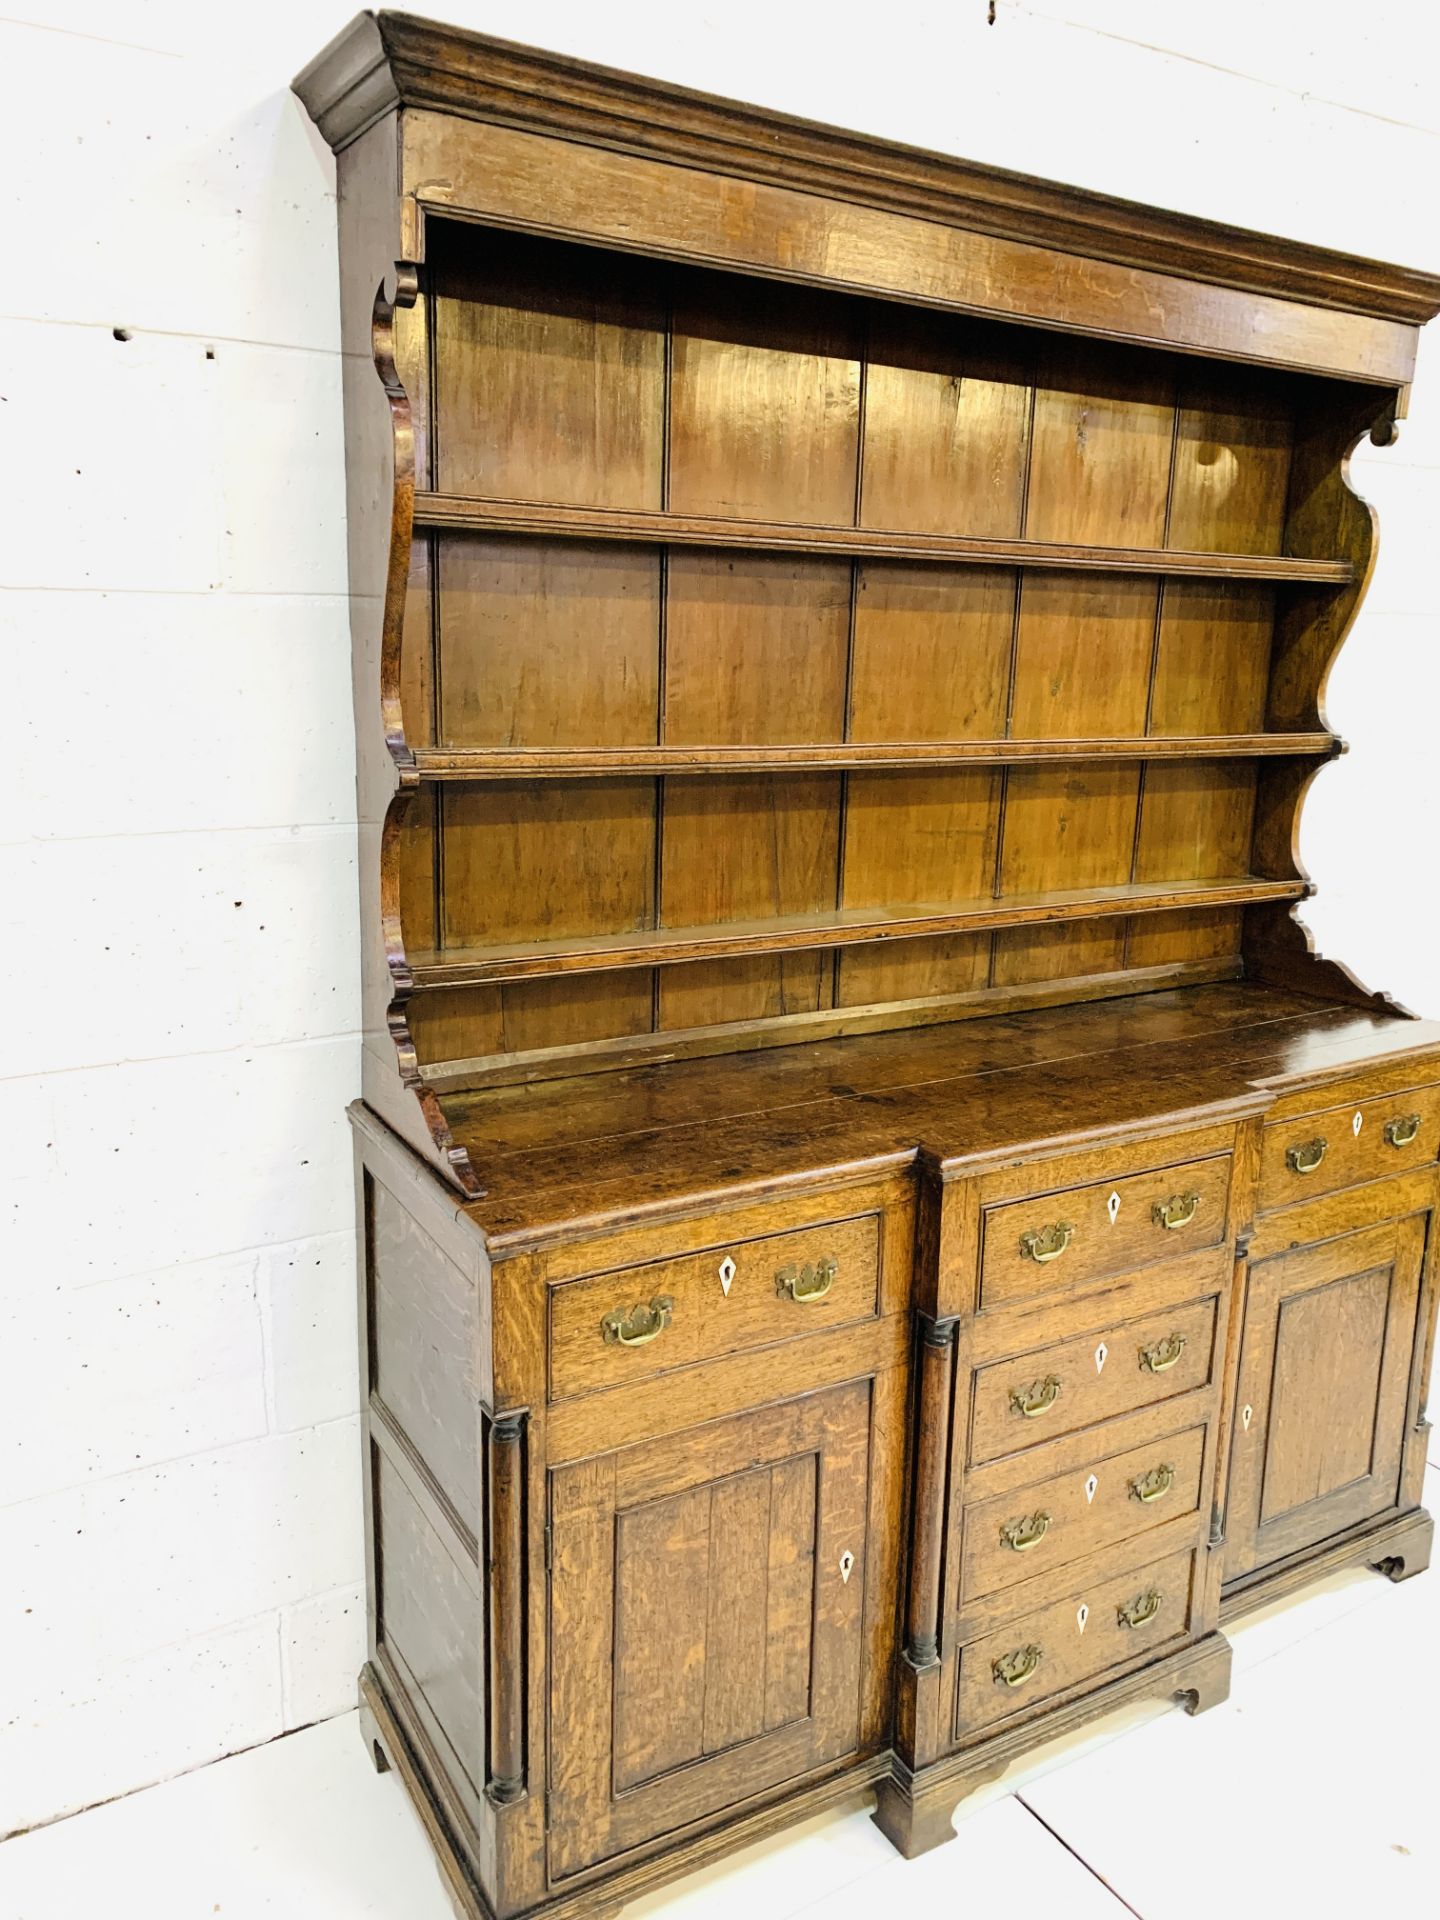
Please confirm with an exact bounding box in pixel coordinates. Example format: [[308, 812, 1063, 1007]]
[[1, 0, 1436, 1841]]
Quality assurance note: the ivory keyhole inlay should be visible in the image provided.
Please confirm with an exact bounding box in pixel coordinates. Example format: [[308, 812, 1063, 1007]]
[[1076, 1603, 1090, 1635], [1085, 1472, 1099, 1504], [1242, 1403, 1254, 1431], [839, 1549, 855, 1585], [1353, 1110, 1364, 1136], [1107, 1191, 1121, 1225], [1094, 1341, 1109, 1375], [718, 1256, 736, 1296]]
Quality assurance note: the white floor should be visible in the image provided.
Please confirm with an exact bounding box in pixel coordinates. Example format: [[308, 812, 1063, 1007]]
[[3, 1470, 1436, 1920]]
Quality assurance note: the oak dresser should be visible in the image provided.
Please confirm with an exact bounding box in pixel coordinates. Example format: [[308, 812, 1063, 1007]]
[[294, 15, 1440, 1917]]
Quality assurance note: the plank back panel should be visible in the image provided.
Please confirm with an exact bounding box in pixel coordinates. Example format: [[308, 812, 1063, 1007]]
[[431, 226, 665, 507], [401, 217, 1310, 1084]]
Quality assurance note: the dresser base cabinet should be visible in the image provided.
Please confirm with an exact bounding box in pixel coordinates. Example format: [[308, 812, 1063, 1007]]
[[295, 13, 1440, 1920]]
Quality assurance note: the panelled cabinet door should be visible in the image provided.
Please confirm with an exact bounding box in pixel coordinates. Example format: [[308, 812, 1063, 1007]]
[[1225, 1216, 1426, 1582], [547, 1381, 871, 1881]]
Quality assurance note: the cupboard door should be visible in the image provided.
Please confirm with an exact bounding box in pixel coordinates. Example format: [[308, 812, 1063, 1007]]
[[548, 1382, 871, 1880], [1225, 1217, 1426, 1582]]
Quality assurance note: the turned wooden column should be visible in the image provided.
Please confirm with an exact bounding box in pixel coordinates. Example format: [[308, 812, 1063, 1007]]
[[906, 1313, 958, 1668], [486, 1407, 527, 1805]]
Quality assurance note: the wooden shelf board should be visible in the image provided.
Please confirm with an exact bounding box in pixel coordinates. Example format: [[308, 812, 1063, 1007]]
[[410, 735, 1336, 779], [419, 957, 1245, 1092], [405, 877, 1307, 990], [411, 492, 1355, 584]]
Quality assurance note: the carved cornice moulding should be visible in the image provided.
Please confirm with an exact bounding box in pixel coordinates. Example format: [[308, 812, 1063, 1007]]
[[295, 9, 1440, 328]]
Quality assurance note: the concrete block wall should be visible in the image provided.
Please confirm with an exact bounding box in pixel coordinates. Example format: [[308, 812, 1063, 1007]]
[[1, 0, 1436, 1838]]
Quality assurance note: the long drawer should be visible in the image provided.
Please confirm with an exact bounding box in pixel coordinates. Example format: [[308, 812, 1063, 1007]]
[[960, 1420, 1206, 1605], [980, 1155, 1231, 1311], [955, 1545, 1198, 1739], [1259, 1082, 1440, 1212], [968, 1293, 1219, 1466], [549, 1210, 881, 1399]]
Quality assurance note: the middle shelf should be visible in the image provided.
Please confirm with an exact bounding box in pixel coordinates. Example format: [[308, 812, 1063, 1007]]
[[404, 876, 1308, 990], [408, 735, 1337, 778], [410, 493, 1354, 584]]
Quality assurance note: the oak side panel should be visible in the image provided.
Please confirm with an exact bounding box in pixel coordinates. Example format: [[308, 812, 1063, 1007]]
[[374, 1451, 484, 1804], [369, 1175, 480, 1525], [397, 786, 438, 955], [400, 537, 434, 747]]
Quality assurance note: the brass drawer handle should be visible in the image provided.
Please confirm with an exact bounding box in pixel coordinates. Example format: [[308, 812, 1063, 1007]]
[[999, 1510, 1052, 1553], [1019, 1221, 1074, 1265], [775, 1256, 837, 1303], [1129, 1462, 1175, 1504], [1117, 1588, 1163, 1630], [1138, 1333, 1186, 1374], [1286, 1136, 1327, 1175], [1385, 1113, 1422, 1149], [1151, 1191, 1200, 1231], [1009, 1374, 1062, 1419], [600, 1295, 674, 1348], [992, 1644, 1043, 1689]]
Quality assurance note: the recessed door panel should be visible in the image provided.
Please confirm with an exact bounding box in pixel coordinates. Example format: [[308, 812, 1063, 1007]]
[[1225, 1216, 1425, 1582], [548, 1382, 870, 1879]]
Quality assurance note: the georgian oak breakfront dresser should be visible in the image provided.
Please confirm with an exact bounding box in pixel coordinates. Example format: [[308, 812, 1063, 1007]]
[[295, 14, 1440, 1916]]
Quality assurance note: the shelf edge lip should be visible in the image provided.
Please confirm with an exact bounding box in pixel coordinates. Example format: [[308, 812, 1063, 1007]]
[[407, 737, 1338, 778], [408, 494, 1356, 583], [290, 12, 1440, 326], [406, 879, 1308, 989]]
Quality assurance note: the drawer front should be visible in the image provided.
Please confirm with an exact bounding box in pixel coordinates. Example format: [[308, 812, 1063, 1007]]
[[981, 1156, 1231, 1311], [961, 1422, 1206, 1605], [970, 1294, 1219, 1466], [956, 1545, 1197, 1739], [1260, 1083, 1440, 1212], [550, 1212, 881, 1399]]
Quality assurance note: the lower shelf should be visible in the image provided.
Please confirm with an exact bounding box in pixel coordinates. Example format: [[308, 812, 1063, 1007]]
[[406, 877, 1307, 991]]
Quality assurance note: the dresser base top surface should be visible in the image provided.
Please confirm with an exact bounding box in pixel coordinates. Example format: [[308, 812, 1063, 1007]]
[[426, 982, 1440, 1248]]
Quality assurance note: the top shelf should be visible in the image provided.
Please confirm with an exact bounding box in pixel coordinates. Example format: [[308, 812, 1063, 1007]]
[[411, 493, 1356, 585]]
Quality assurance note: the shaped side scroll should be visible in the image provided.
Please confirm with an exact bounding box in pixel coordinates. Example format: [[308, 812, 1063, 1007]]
[[1244, 386, 1415, 1017]]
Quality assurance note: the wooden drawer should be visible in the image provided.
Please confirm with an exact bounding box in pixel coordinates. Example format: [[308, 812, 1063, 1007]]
[[549, 1211, 881, 1399], [981, 1154, 1231, 1311], [960, 1421, 1206, 1605], [1260, 1082, 1440, 1212], [955, 1545, 1198, 1739], [969, 1293, 1218, 1466]]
